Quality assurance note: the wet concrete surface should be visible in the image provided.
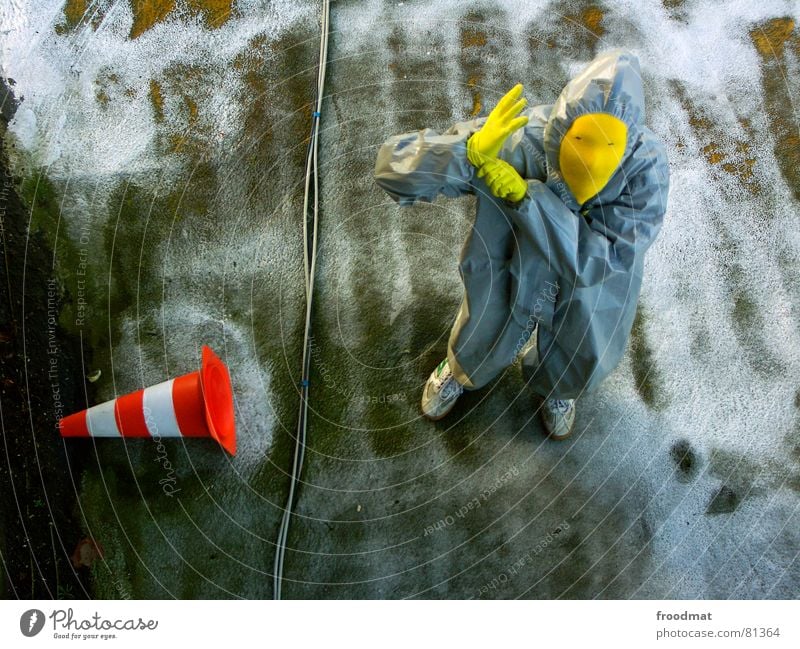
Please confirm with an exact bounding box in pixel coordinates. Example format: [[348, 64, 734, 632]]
[[1, 0, 799, 598], [0, 83, 90, 598]]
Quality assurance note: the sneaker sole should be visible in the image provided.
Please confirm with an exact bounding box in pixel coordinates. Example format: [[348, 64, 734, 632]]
[[539, 412, 575, 440], [421, 401, 457, 422], [421, 390, 460, 421], [545, 427, 574, 441]]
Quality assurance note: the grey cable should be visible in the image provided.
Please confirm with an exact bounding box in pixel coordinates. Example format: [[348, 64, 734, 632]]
[[273, 0, 331, 600]]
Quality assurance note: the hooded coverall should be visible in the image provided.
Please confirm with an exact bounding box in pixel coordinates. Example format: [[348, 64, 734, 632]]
[[374, 50, 670, 399]]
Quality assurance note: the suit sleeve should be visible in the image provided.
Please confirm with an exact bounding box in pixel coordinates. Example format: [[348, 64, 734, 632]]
[[373, 105, 551, 206], [373, 117, 485, 206], [506, 138, 669, 288]]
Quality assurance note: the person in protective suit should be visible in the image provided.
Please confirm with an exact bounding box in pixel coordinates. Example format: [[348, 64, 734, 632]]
[[374, 50, 669, 439]]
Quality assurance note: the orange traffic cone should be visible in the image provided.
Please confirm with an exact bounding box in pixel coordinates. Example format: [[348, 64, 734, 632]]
[[59, 346, 236, 455]]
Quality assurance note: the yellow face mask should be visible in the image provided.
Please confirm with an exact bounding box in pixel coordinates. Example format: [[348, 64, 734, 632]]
[[558, 113, 627, 205]]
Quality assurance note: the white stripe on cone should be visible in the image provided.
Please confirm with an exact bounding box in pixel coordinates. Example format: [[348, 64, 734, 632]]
[[142, 379, 182, 437], [86, 398, 121, 437]]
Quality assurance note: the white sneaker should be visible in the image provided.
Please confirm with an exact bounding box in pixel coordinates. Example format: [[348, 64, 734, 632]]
[[541, 398, 576, 440], [421, 358, 464, 421]]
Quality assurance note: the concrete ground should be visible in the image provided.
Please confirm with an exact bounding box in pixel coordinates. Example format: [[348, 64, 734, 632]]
[[1, 0, 799, 598]]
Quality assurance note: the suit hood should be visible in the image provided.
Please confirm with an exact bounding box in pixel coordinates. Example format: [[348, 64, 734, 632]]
[[543, 50, 646, 208]]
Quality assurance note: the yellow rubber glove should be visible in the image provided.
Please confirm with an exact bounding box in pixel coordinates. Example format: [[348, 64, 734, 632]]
[[467, 83, 529, 168], [476, 157, 527, 203]]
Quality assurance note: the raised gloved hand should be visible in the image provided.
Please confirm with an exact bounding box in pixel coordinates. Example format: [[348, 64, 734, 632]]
[[476, 157, 528, 203], [467, 83, 529, 168]]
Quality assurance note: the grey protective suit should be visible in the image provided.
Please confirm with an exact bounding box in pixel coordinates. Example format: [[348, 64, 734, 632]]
[[374, 50, 669, 399]]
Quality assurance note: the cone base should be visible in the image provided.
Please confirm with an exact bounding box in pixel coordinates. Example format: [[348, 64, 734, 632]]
[[200, 346, 237, 455]]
